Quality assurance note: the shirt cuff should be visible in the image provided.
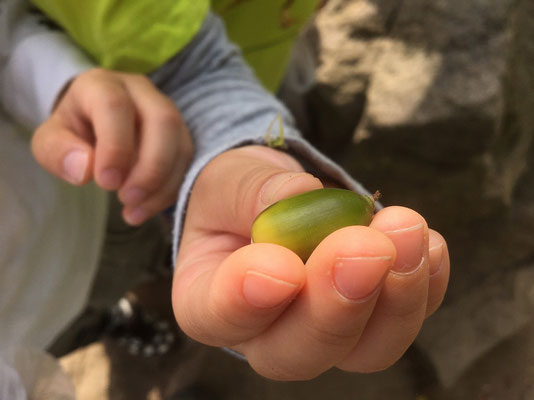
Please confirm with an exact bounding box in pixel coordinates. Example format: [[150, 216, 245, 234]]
[[2, 30, 94, 129]]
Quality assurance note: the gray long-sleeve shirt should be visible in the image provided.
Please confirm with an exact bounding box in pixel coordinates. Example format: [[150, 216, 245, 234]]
[[148, 13, 370, 259]]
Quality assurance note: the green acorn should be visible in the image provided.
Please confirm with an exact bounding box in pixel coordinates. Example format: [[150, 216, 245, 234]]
[[251, 188, 379, 261]]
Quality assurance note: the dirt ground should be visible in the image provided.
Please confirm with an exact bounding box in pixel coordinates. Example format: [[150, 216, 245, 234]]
[[58, 278, 534, 400]]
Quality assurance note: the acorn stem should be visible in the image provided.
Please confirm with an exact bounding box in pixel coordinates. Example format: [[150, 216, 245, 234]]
[[372, 190, 382, 202]]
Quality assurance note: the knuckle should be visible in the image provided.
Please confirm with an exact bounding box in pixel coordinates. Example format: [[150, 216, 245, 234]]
[[76, 68, 111, 87], [198, 299, 257, 347], [381, 299, 426, 321], [99, 91, 131, 112], [137, 160, 173, 188], [340, 359, 396, 374], [126, 73, 151, 85], [139, 192, 176, 217], [101, 143, 133, 163], [307, 322, 357, 349], [250, 358, 322, 381], [75, 71, 132, 111], [154, 107, 183, 128], [207, 297, 250, 334], [175, 307, 210, 344], [87, 67, 109, 78]]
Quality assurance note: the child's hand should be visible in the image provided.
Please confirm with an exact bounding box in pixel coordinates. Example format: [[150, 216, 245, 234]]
[[173, 145, 449, 380], [31, 68, 193, 225]]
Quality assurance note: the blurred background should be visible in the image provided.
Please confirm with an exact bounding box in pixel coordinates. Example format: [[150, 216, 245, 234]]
[[55, 0, 534, 398]]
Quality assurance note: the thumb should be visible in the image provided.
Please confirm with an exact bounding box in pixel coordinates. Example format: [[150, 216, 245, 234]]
[[31, 115, 94, 185], [185, 145, 324, 238]]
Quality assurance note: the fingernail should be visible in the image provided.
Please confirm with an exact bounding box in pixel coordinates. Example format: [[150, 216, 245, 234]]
[[124, 208, 147, 225], [333, 256, 392, 301], [100, 168, 122, 189], [428, 242, 444, 276], [122, 187, 147, 205], [63, 150, 88, 184], [242, 270, 299, 308], [384, 223, 425, 273], [260, 172, 310, 205]]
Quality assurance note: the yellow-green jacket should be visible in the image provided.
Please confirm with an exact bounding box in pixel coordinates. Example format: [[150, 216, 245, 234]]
[[31, 0, 319, 92]]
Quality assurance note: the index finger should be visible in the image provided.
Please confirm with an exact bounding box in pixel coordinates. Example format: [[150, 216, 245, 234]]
[[71, 71, 137, 190]]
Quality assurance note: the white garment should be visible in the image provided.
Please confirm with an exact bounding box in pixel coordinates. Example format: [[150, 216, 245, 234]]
[[0, 0, 93, 129], [0, 112, 108, 396], [0, 0, 107, 346], [0, 1, 107, 394], [0, 112, 107, 352]]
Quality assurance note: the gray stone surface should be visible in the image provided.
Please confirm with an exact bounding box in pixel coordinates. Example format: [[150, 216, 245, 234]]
[[281, 0, 534, 386], [416, 265, 534, 387]]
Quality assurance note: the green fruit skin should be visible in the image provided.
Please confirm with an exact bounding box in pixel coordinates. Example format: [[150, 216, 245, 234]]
[[251, 188, 375, 261]]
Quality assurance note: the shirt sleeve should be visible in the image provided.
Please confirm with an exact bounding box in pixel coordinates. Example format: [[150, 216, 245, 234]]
[[0, 2, 94, 129], [148, 12, 375, 262]]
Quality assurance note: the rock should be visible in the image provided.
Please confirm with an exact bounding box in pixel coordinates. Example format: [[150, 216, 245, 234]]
[[290, 0, 400, 154], [359, 0, 509, 133], [280, 0, 534, 386], [60, 337, 207, 400], [416, 265, 534, 387], [60, 343, 112, 400]]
